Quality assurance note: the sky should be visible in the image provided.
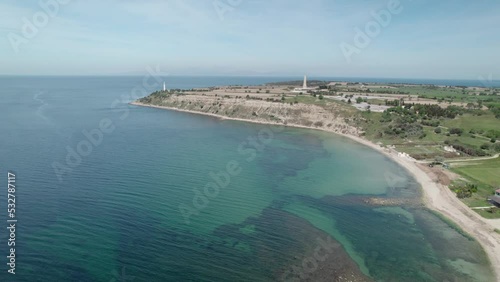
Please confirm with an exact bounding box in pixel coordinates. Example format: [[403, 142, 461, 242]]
[[0, 0, 499, 79]]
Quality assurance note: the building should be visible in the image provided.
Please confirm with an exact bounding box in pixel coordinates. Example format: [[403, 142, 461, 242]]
[[490, 189, 500, 206]]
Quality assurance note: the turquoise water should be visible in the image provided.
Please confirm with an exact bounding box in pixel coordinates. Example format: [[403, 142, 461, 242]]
[[0, 76, 494, 281]]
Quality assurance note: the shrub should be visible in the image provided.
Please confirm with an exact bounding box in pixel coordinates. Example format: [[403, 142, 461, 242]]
[[434, 127, 442, 134], [422, 120, 440, 127], [492, 143, 500, 152], [480, 143, 491, 150], [449, 128, 463, 135], [454, 183, 478, 199]]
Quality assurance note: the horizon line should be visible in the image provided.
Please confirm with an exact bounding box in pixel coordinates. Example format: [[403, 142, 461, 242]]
[[0, 74, 496, 82]]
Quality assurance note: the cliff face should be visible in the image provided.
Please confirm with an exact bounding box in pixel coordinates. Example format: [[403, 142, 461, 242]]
[[137, 93, 361, 136]]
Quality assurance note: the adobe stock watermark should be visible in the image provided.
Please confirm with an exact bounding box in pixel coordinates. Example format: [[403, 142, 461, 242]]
[[478, 73, 495, 88], [280, 236, 338, 282], [340, 0, 410, 63], [109, 266, 135, 282], [51, 65, 167, 182], [213, 0, 244, 20], [7, 0, 71, 54], [384, 170, 407, 190], [179, 125, 283, 224]]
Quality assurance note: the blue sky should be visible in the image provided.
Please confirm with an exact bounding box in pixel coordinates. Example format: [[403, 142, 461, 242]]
[[1, 0, 499, 79]]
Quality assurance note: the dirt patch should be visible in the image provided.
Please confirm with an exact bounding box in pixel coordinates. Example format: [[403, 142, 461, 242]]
[[417, 163, 459, 186]]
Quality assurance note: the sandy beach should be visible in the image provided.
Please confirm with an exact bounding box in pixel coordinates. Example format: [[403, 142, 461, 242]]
[[132, 101, 500, 280]]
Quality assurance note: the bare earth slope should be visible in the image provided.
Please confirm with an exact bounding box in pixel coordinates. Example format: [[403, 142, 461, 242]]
[[135, 93, 360, 136]]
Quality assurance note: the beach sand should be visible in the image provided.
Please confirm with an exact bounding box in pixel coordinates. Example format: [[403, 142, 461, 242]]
[[132, 101, 500, 280]]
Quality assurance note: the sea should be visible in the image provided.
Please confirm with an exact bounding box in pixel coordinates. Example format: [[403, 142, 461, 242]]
[[0, 76, 495, 281]]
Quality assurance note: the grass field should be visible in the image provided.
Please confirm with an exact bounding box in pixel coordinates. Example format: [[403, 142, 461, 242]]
[[450, 157, 500, 218], [451, 157, 500, 188], [364, 85, 500, 103], [441, 113, 500, 133]]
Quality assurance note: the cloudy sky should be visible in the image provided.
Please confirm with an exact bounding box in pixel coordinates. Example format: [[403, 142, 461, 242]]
[[1, 0, 499, 79]]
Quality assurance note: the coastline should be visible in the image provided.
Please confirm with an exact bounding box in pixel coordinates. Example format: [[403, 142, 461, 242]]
[[131, 101, 500, 280]]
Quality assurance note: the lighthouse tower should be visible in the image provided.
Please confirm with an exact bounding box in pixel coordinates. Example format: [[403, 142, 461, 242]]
[[302, 75, 307, 89], [163, 82, 166, 92]]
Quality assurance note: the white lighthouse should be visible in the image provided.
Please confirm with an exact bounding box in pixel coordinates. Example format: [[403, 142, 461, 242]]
[[163, 82, 166, 92]]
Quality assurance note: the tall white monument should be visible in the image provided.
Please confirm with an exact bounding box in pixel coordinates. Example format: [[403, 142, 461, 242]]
[[292, 75, 314, 93], [163, 82, 166, 92]]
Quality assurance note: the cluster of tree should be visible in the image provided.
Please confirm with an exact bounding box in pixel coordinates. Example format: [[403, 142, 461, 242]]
[[421, 119, 440, 127], [454, 183, 478, 199], [485, 129, 500, 139], [449, 128, 464, 135], [373, 89, 410, 95], [149, 90, 171, 97], [487, 104, 500, 119], [412, 104, 464, 119], [139, 91, 171, 103], [480, 142, 500, 152], [356, 97, 367, 103], [138, 96, 152, 103], [379, 110, 423, 138], [264, 97, 282, 103], [188, 89, 211, 92], [445, 140, 488, 156], [385, 99, 402, 107]]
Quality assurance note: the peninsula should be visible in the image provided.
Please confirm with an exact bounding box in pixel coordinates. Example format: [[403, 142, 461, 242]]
[[134, 78, 500, 279]]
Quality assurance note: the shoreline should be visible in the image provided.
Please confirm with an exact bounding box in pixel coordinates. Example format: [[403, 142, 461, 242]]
[[131, 101, 500, 280]]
